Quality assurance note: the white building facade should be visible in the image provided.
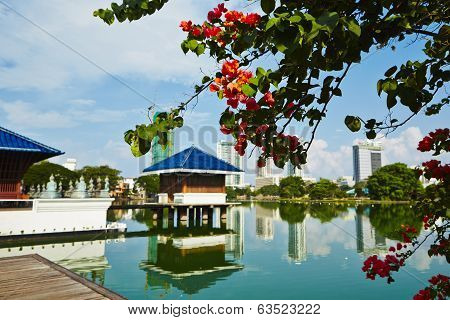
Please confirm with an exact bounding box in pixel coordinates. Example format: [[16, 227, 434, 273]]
[[353, 142, 383, 182], [63, 158, 77, 171], [216, 141, 245, 188]]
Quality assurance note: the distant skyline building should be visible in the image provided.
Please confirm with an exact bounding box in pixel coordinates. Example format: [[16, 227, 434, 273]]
[[151, 112, 174, 165], [286, 161, 304, 178], [216, 140, 245, 188], [63, 158, 77, 171], [352, 141, 383, 182], [288, 222, 307, 263]]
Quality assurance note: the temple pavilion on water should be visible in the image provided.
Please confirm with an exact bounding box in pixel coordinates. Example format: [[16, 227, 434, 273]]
[[143, 146, 242, 205], [0, 127, 63, 199]]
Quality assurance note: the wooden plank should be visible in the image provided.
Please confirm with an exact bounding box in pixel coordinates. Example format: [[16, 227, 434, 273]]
[[0, 254, 125, 300]]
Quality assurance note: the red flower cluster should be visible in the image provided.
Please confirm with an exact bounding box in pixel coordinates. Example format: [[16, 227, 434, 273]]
[[417, 128, 449, 152], [428, 238, 449, 257], [180, 3, 261, 47], [400, 225, 417, 243], [210, 59, 259, 112], [362, 254, 404, 281], [413, 274, 449, 300], [421, 159, 450, 181]]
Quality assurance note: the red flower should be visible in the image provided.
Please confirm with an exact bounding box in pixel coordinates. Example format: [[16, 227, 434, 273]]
[[220, 124, 232, 135], [222, 60, 239, 78], [256, 124, 269, 134], [217, 3, 227, 13], [246, 98, 260, 111], [288, 135, 300, 151], [180, 20, 193, 32], [263, 91, 275, 107], [225, 10, 243, 23], [203, 25, 221, 38], [191, 26, 203, 37], [413, 289, 432, 300], [209, 83, 220, 92], [241, 13, 260, 27], [227, 98, 239, 109], [417, 136, 433, 152], [284, 102, 296, 117], [257, 158, 266, 168], [396, 243, 403, 250]]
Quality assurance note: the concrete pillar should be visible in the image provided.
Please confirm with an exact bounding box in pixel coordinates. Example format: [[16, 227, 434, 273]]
[[179, 207, 188, 222]]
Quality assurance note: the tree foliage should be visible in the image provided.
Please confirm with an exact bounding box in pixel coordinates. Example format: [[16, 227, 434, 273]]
[[135, 175, 160, 195], [256, 184, 280, 197], [308, 179, 345, 200], [367, 163, 423, 200], [23, 161, 80, 191], [77, 165, 121, 190], [279, 176, 306, 198], [95, 0, 449, 169]]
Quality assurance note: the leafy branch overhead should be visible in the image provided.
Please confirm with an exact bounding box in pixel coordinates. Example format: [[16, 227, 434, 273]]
[[95, 0, 448, 168]]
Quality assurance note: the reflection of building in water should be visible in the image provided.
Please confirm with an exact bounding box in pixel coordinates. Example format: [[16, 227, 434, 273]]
[[255, 204, 280, 241], [140, 230, 242, 295], [226, 207, 244, 259], [288, 222, 307, 263], [355, 214, 387, 256], [0, 238, 116, 285]]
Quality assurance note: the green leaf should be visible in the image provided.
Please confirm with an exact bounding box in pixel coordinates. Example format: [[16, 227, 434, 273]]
[[261, 0, 275, 14], [344, 115, 361, 132], [347, 19, 361, 37], [366, 130, 376, 139], [256, 67, 266, 77], [187, 39, 198, 51], [195, 43, 205, 55], [202, 76, 211, 84], [376, 80, 383, 96], [316, 11, 339, 32], [241, 84, 257, 97], [266, 18, 278, 31], [384, 66, 398, 77], [333, 88, 342, 96], [382, 79, 398, 92], [387, 93, 397, 109]]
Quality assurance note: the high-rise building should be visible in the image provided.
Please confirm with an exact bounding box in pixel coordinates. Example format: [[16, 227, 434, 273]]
[[286, 161, 304, 178], [151, 112, 174, 165], [257, 157, 273, 178], [216, 141, 245, 188], [63, 158, 77, 171], [352, 142, 383, 182], [288, 222, 307, 263]]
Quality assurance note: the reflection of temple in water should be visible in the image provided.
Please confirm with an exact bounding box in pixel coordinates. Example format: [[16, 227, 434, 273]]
[[355, 213, 387, 256], [288, 222, 307, 263], [225, 207, 244, 259], [140, 215, 243, 295], [255, 204, 280, 240], [0, 238, 117, 285]]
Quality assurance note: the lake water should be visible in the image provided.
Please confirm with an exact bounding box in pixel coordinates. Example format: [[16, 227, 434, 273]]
[[1, 202, 447, 299]]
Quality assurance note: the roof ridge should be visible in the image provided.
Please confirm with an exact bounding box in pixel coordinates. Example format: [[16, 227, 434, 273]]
[[180, 145, 195, 168], [0, 126, 63, 155]]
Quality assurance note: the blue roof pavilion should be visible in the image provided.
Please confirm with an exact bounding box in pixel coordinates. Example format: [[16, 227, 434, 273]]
[[143, 146, 241, 175], [0, 126, 64, 199]]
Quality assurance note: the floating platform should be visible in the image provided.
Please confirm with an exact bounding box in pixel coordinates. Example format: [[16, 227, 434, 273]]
[[0, 254, 125, 300], [109, 202, 241, 210]]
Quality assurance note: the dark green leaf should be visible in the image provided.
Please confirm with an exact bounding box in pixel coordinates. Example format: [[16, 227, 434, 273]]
[[261, 0, 275, 14], [344, 115, 361, 132]]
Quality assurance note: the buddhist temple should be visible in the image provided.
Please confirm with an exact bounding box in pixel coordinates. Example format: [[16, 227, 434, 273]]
[[143, 146, 242, 204], [0, 127, 63, 199]]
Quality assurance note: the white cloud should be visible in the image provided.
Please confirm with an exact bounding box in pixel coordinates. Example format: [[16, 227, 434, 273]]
[[0, 99, 75, 128], [0, 98, 128, 128], [0, 0, 215, 91], [68, 99, 96, 106]]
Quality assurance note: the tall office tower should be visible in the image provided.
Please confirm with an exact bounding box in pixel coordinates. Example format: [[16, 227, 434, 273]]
[[352, 141, 383, 182], [216, 141, 245, 187], [256, 157, 273, 177], [288, 222, 307, 263], [151, 112, 174, 165], [286, 161, 304, 178]]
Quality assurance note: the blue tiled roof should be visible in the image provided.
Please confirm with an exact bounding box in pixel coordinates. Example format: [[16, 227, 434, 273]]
[[0, 126, 64, 156], [143, 146, 242, 173]]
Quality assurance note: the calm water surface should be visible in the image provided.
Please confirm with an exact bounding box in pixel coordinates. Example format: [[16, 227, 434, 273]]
[[1, 202, 447, 299]]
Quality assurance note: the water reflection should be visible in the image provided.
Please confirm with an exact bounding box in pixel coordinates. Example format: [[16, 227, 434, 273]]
[[0, 202, 444, 299]]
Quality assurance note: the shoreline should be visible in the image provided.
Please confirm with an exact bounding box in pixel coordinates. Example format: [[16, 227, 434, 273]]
[[234, 198, 413, 204]]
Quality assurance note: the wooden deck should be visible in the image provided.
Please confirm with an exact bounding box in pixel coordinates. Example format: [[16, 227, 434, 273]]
[[0, 254, 125, 300]]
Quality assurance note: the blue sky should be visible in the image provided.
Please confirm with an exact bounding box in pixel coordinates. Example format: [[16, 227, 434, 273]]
[[1, 1, 448, 183]]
